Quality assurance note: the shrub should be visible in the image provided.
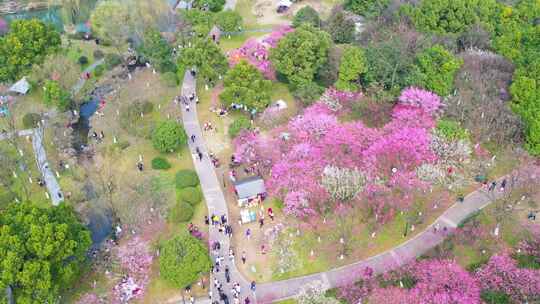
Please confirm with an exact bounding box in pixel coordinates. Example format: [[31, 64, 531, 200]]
[[151, 157, 171, 170], [93, 64, 105, 77], [436, 119, 470, 141], [162, 72, 178, 87], [169, 201, 194, 223], [228, 116, 251, 138], [159, 234, 212, 288], [178, 187, 203, 205], [22, 113, 41, 128], [175, 170, 200, 189], [152, 120, 187, 153], [43, 80, 71, 111], [105, 53, 122, 70], [93, 49, 105, 59], [78, 56, 89, 65]]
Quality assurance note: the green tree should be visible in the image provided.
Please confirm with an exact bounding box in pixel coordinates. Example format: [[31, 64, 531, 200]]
[[408, 45, 463, 96], [0, 202, 91, 304], [325, 9, 356, 44], [139, 29, 174, 72], [335, 46, 366, 92], [182, 10, 214, 37], [292, 82, 324, 106], [402, 0, 501, 34], [0, 19, 61, 82], [216, 10, 243, 32], [270, 24, 331, 86], [510, 64, 540, 155], [192, 0, 226, 12], [293, 6, 321, 28], [344, 0, 389, 17], [151, 120, 187, 153], [220, 61, 272, 112], [90, 0, 130, 49], [177, 38, 228, 85], [159, 234, 212, 288], [43, 80, 71, 111], [362, 36, 418, 93], [228, 116, 251, 138]]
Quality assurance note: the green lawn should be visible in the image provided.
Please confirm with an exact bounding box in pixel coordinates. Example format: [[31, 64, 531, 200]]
[[219, 31, 267, 52]]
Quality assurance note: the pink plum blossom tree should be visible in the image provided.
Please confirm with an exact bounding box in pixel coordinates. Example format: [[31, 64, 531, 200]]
[[370, 259, 481, 304], [476, 253, 540, 303]]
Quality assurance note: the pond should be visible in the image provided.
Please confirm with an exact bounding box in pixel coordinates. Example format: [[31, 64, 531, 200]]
[[86, 206, 113, 247], [72, 98, 98, 151], [1, 0, 98, 33]]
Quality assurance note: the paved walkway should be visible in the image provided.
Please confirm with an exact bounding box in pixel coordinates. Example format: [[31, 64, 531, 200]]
[[255, 183, 508, 303], [179, 72, 511, 303], [180, 71, 253, 304], [31, 126, 64, 205], [71, 58, 105, 96]]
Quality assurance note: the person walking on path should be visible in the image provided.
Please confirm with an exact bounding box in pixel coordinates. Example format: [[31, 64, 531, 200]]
[[241, 251, 246, 264], [245, 228, 251, 240], [250, 281, 256, 292], [268, 207, 274, 221]]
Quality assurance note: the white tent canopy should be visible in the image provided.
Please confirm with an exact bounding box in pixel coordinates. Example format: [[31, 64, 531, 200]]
[[273, 99, 288, 110], [8, 77, 30, 95], [278, 0, 292, 7]]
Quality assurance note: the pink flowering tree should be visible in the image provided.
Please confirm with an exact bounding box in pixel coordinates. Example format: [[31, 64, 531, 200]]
[[370, 259, 481, 304], [398, 87, 442, 115], [112, 237, 154, 303], [262, 25, 294, 48], [229, 39, 275, 80], [475, 253, 540, 303], [228, 26, 294, 80], [233, 86, 446, 221]]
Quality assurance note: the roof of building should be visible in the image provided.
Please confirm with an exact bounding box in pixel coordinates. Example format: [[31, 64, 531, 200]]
[[8, 77, 30, 95], [234, 176, 266, 200]]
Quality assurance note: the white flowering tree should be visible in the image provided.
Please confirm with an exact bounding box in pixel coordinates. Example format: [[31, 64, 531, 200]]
[[417, 131, 474, 188], [296, 280, 341, 304], [321, 165, 367, 201]]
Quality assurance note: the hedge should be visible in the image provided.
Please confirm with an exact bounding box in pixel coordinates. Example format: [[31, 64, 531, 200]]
[[178, 187, 202, 205], [151, 157, 171, 170], [175, 170, 199, 189], [169, 201, 194, 223]]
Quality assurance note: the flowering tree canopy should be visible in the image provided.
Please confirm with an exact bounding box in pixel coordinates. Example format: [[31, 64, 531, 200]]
[[234, 86, 449, 220], [370, 260, 481, 304], [476, 253, 540, 303]]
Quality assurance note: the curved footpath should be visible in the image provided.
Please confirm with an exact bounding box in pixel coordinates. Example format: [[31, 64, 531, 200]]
[[180, 71, 509, 303], [180, 71, 252, 303]]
